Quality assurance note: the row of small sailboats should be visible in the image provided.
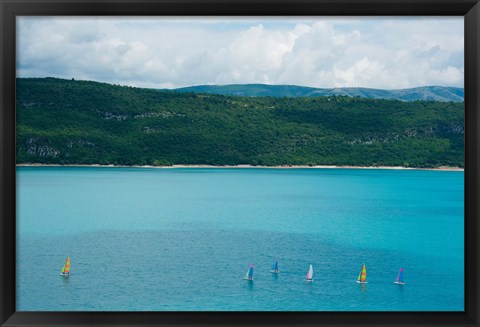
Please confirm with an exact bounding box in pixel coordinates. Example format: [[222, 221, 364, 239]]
[[243, 260, 280, 280], [244, 260, 405, 285], [59, 256, 405, 285]]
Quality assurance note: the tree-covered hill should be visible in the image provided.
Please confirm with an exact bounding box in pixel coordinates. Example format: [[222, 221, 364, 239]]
[[174, 84, 464, 102], [16, 77, 464, 168]]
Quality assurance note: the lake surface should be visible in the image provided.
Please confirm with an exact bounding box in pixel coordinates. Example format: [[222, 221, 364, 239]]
[[16, 167, 464, 311]]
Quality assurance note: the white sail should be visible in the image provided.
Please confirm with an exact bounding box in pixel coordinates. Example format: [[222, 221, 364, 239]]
[[306, 264, 313, 280]]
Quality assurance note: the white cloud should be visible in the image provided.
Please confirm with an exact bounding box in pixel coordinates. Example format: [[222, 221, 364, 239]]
[[17, 16, 464, 89]]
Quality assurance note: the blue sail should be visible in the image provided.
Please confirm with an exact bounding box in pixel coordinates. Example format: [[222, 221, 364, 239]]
[[395, 267, 405, 284], [398, 268, 404, 282], [272, 261, 278, 271], [248, 265, 254, 278]]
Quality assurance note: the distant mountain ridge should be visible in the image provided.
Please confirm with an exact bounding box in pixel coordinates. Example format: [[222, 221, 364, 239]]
[[174, 84, 464, 102]]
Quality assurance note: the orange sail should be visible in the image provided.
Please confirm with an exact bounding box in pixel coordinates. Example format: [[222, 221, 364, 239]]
[[61, 256, 70, 275], [356, 263, 367, 283]]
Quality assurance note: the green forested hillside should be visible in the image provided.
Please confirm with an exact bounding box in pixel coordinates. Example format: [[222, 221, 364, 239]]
[[16, 78, 464, 168]]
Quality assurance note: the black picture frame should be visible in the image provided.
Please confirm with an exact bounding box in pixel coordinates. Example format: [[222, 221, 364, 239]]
[[1, 0, 479, 326]]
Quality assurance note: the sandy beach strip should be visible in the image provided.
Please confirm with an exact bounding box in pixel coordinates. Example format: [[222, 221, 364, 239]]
[[16, 163, 464, 171]]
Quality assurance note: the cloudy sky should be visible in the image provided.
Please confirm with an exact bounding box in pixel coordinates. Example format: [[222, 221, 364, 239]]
[[17, 17, 464, 89]]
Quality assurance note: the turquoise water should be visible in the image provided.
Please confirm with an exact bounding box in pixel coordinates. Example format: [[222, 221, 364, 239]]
[[16, 167, 464, 311]]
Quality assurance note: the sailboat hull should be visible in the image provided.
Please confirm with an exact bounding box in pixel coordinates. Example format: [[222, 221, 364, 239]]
[[270, 270, 280, 274], [305, 279, 313, 282], [59, 273, 70, 276], [356, 281, 367, 284], [243, 277, 254, 281], [393, 281, 405, 285]]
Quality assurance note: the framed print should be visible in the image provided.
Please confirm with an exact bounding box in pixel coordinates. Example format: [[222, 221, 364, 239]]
[[1, 0, 479, 326]]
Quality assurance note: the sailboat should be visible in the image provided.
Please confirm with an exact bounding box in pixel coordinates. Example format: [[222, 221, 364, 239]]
[[59, 256, 71, 276], [243, 264, 254, 281], [394, 267, 405, 285], [271, 259, 280, 273], [356, 263, 367, 284], [305, 264, 313, 282]]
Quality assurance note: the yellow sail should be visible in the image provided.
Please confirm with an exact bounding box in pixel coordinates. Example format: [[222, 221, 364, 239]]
[[360, 263, 367, 282], [61, 257, 70, 274]]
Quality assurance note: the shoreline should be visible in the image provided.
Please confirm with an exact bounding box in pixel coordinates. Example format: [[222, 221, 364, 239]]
[[16, 163, 464, 171]]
